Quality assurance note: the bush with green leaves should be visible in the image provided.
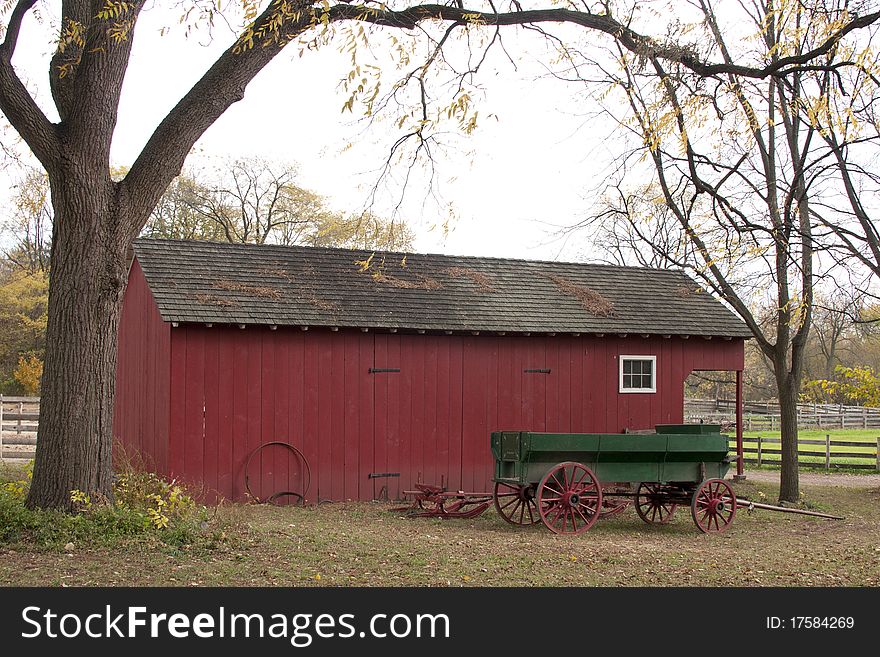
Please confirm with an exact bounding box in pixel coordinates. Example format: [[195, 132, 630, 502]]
[[0, 463, 219, 550]]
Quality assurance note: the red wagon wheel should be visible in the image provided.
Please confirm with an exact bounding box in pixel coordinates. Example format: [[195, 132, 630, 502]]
[[691, 478, 737, 534], [494, 482, 540, 525], [537, 461, 603, 535], [635, 482, 677, 525]]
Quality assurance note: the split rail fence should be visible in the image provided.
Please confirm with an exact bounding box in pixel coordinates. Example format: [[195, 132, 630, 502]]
[[0, 395, 39, 461], [732, 434, 880, 471], [685, 398, 880, 430]]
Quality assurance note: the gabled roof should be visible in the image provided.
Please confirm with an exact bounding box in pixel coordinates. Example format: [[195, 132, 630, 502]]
[[132, 238, 752, 338]]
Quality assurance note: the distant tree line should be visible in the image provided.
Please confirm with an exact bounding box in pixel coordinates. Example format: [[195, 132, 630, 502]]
[[141, 158, 415, 251]]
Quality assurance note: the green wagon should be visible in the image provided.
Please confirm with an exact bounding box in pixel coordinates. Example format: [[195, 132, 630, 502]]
[[490, 424, 737, 534]]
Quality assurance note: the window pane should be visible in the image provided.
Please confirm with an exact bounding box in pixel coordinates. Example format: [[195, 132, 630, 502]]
[[621, 358, 655, 391]]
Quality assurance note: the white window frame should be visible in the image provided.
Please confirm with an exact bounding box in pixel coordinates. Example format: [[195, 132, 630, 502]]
[[619, 355, 657, 394]]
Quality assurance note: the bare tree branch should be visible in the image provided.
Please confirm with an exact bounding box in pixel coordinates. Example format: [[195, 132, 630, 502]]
[[0, 0, 61, 167]]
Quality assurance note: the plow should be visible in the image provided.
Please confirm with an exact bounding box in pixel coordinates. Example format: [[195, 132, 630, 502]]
[[392, 483, 493, 519], [393, 425, 844, 534]]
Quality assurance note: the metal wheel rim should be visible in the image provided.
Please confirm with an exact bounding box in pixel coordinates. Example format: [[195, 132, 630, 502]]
[[635, 482, 678, 525], [691, 478, 737, 533], [537, 461, 603, 535], [493, 482, 540, 525]]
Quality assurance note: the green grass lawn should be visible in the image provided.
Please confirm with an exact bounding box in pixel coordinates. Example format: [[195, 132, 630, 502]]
[[732, 429, 879, 470]]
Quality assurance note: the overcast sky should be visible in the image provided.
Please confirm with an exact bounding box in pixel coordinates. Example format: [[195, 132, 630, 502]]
[[5, 3, 624, 261]]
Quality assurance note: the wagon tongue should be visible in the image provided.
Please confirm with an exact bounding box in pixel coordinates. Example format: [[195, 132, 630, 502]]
[[735, 498, 845, 520]]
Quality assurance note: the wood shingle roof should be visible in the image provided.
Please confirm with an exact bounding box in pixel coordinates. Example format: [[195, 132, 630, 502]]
[[133, 238, 752, 338]]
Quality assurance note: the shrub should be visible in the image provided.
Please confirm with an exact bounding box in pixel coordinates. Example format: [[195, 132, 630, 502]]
[[0, 463, 219, 550]]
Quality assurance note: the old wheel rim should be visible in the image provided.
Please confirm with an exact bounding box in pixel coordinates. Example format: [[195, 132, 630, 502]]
[[537, 461, 603, 535], [691, 478, 737, 534], [494, 482, 540, 525], [635, 482, 677, 525]]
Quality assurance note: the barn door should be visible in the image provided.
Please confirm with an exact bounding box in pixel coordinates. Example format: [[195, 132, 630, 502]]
[[371, 333, 403, 500], [371, 333, 464, 500], [521, 339, 548, 432]]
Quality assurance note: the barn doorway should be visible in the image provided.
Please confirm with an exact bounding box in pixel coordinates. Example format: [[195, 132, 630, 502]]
[[683, 369, 744, 478]]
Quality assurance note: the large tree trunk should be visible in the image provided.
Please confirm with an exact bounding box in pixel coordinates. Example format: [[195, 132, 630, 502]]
[[26, 170, 133, 510], [777, 373, 800, 503]]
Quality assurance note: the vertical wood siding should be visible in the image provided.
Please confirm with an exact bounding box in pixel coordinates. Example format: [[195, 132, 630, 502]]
[[158, 325, 743, 502], [112, 260, 171, 475]]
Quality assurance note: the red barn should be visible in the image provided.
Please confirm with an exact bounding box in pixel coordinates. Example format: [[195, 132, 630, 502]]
[[113, 238, 750, 503]]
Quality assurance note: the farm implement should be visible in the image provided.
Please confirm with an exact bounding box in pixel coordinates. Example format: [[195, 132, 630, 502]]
[[395, 424, 843, 535], [392, 483, 493, 519]]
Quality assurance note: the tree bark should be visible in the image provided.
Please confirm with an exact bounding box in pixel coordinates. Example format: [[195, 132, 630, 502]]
[[25, 168, 133, 510], [777, 371, 801, 503]]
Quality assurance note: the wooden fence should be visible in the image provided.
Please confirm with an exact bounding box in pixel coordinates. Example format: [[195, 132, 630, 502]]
[[0, 395, 39, 462], [733, 434, 880, 471], [685, 398, 880, 430]]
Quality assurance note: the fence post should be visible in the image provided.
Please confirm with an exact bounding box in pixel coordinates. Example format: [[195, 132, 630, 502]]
[[825, 434, 831, 470], [770, 415, 775, 431], [16, 400, 23, 441], [876, 437, 880, 472], [757, 435, 762, 466], [840, 404, 845, 429], [864, 407, 868, 429], [0, 394, 4, 462]]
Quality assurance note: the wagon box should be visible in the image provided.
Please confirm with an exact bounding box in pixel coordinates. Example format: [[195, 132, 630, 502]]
[[491, 424, 736, 534], [492, 425, 731, 486]]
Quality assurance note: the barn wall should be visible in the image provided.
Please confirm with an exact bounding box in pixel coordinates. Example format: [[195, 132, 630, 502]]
[[165, 326, 743, 502], [113, 259, 171, 475]]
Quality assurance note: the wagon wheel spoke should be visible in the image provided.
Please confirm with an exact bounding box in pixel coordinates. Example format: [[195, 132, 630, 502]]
[[498, 495, 520, 509], [571, 468, 591, 491], [543, 484, 565, 497]]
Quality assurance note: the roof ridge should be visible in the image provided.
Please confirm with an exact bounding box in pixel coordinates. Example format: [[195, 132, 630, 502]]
[[132, 237, 691, 276]]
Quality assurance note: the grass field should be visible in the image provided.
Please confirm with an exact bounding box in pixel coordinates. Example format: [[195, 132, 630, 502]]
[[734, 429, 879, 470], [1, 469, 878, 587]]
